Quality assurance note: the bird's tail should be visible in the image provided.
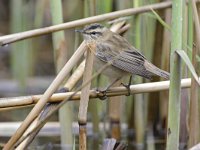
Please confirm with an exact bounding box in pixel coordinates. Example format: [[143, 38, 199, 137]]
[[144, 61, 170, 79]]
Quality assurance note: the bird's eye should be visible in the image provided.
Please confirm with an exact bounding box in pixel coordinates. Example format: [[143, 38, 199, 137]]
[[91, 32, 96, 35]]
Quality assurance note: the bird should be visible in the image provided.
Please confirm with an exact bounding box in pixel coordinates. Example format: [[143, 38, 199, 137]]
[[76, 23, 170, 98]]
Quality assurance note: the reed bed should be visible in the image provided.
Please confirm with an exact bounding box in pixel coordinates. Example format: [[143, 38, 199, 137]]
[[0, 0, 200, 149]]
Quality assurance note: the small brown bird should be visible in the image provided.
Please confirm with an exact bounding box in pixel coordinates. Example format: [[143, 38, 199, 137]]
[[76, 23, 169, 96]]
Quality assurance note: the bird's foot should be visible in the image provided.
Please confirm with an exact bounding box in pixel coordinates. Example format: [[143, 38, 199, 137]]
[[121, 76, 132, 96], [56, 87, 69, 93], [96, 88, 108, 100], [121, 83, 131, 96]]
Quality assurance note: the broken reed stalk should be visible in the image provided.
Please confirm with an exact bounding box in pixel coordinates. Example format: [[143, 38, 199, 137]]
[[78, 44, 95, 150], [0, 1, 174, 45], [16, 59, 86, 149], [0, 78, 197, 110], [3, 42, 87, 150]]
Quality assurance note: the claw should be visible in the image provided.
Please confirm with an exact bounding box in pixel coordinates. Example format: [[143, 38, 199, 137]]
[[121, 83, 131, 96], [95, 77, 122, 100], [121, 76, 132, 96], [96, 88, 108, 100]]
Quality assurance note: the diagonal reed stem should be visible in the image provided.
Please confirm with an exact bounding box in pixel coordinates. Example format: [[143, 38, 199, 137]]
[[3, 42, 87, 150]]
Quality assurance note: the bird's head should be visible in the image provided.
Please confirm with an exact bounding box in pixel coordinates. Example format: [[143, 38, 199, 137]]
[[75, 23, 108, 42]]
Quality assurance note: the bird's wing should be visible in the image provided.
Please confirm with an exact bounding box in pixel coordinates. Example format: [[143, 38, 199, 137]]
[[96, 43, 154, 79], [113, 49, 154, 79]]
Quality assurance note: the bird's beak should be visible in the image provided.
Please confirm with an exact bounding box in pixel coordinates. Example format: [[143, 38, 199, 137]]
[[75, 29, 84, 33]]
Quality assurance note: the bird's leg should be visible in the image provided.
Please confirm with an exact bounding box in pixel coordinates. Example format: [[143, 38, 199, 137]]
[[97, 78, 121, 100], [121, 75, 132, 96]]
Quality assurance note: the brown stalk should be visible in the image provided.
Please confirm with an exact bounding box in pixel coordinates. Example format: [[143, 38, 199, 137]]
[[188, 0, 200, 147], [148, 9, 164, 129], [160, 2, 171, 138], [3, 42, 87, 150], [78, 44, 94, 150]]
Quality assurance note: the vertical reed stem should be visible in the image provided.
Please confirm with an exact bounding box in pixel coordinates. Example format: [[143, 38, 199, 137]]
[[166, 0, 184, 149], [78, 44, 95, 150], [50, 0, 73, 147]]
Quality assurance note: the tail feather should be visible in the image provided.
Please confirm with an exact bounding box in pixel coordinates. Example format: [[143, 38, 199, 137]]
[[144, 61, 170, 79]]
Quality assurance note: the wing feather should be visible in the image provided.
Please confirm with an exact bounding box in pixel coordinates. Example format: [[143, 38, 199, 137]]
[[96, 41, 154, 79]]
